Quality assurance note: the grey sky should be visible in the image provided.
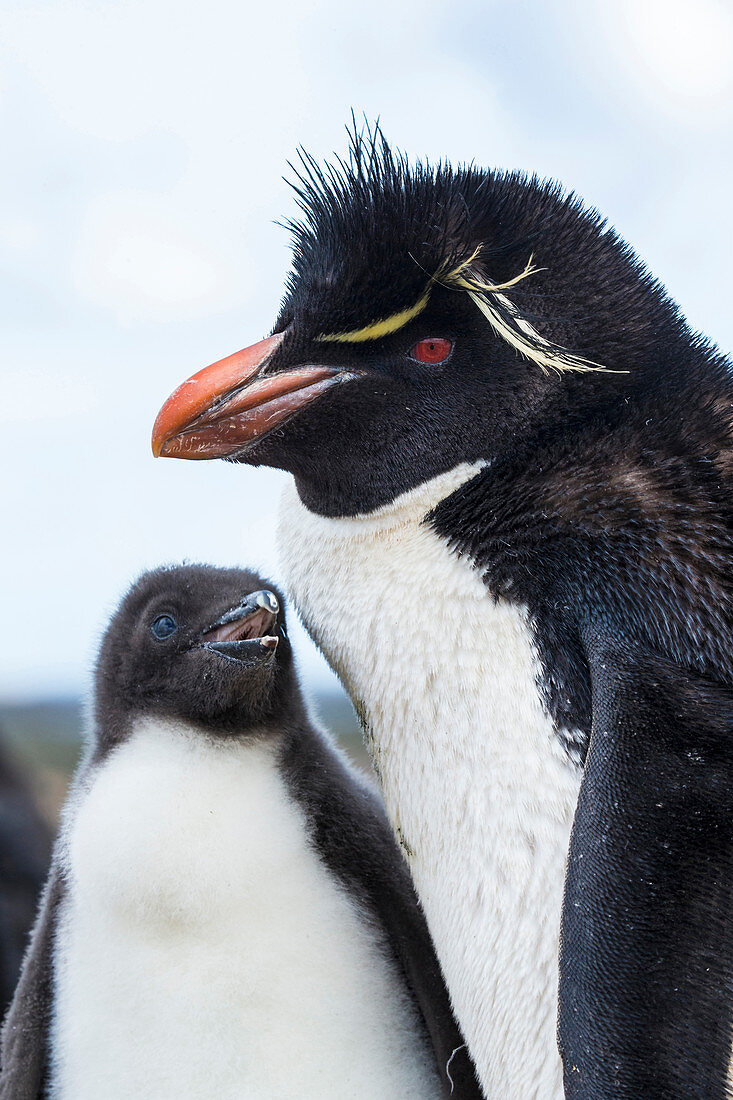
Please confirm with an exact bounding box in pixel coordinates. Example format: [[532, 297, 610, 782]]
[[1, 0, 731, 699]]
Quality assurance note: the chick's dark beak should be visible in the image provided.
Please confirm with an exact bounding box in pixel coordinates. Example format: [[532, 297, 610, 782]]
[[200, 589, 280, 664], [151, 332, 355, 460]]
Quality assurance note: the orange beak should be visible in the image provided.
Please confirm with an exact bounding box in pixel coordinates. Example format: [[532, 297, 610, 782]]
[[151, 332, 356, 460]]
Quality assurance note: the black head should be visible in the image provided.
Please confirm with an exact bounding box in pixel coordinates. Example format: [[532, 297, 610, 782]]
[[93, 564, 298, 751], [153, 123, 711, 516]]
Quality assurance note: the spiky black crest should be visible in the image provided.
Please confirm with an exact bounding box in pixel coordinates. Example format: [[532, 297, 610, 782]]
[[278, 118, 689, 374], [285, 119, 474, 294]]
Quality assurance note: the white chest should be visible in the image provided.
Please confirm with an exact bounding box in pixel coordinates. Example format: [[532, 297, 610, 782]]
[[279, 465, 582, 1100], [50, 722, 440, 1100]]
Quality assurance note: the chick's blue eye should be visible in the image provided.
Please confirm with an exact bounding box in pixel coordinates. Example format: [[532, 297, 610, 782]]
[[151, 615, 178, 640]]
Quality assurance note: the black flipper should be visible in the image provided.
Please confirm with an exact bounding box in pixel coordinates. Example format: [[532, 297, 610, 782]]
[[0, 864, 65, 1100], [280, 723, 483, 1099], [559, 636, 733, 1099]]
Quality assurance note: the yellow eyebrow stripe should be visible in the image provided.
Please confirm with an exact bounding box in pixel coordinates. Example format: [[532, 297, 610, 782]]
[[316, 287, 431, 343]]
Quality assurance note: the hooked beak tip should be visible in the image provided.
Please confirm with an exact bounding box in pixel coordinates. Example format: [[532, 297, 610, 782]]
[[150, 332, 286, 461], [151, 431, 164, 459]]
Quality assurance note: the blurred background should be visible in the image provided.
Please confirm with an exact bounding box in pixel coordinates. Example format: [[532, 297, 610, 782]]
[[0, 0, 731, 1010]]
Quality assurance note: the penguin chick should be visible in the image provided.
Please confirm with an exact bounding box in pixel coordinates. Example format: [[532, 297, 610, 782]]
[[0, 564, 479, 1100]]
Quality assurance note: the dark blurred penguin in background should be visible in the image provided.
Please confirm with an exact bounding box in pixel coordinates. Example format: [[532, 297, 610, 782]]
[[0, 564, 479, 1100], [0, 737, 51, 1022], [153, 125, 733, 1099]]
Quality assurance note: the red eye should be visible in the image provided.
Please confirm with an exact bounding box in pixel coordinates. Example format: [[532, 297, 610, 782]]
[[409, 338, 453, 364]]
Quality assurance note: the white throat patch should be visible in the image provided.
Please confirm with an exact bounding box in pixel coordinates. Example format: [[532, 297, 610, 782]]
[[279, 464, 582, 1100], [50, 721, 440, 1100]]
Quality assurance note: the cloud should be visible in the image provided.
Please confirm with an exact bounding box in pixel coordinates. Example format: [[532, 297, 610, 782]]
[[620, 0, 732, 107], [72, 191, 248, 322]]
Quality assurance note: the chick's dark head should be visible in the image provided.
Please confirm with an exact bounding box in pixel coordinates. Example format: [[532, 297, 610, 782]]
[[93, 564, 295, 748]]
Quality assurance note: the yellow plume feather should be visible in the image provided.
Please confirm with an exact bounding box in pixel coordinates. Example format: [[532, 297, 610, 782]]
[[441, 252, 608, 375]]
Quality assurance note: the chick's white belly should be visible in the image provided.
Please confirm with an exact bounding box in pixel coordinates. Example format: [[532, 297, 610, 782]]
[[50, 722, 440, 1100], [279, 467, 582, 1100]]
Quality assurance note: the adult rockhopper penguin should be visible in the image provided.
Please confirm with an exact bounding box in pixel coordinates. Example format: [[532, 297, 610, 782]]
[[0, 564, 479, 1100], [152, 129, 733, 1100]]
